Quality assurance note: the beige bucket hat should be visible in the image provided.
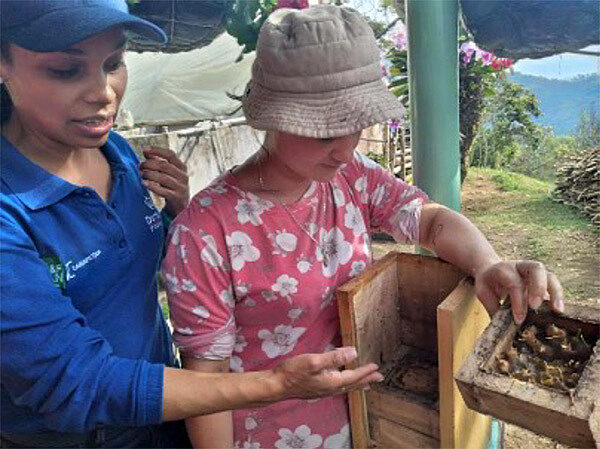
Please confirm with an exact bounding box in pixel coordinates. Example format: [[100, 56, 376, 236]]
[[242, 5, 405, 139]]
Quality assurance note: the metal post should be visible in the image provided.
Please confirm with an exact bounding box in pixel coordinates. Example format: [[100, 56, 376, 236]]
[[406, 0, 461, 212]]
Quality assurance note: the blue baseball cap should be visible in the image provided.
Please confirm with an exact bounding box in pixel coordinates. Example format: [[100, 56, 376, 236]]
[[0, 0, 167, 52]]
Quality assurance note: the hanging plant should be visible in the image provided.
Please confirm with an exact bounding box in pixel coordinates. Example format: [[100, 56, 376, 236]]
[[225, 0, 308, 59]]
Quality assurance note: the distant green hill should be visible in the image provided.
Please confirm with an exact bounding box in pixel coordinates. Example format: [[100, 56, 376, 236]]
[[508, 73, 599, 136]]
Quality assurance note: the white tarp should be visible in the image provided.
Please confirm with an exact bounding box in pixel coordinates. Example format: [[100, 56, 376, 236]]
[[119, 33, 255, 126]]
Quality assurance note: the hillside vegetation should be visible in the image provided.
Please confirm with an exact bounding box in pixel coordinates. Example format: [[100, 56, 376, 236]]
[[509, 73, 599, 135]]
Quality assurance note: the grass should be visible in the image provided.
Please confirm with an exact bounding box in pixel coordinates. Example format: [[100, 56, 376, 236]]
[[467, 168, 592, 232], [462, 168, 598, 305], [490, 170, 549, 193]]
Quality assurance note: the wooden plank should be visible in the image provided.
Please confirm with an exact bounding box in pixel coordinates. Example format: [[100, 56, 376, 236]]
[[336, 252, 400, 449], [366, 386, 440, 438], [437, 278, 491, 449], [396, 254, 464, 325], [397, 317, 438, 353], [371, 416, 439, 449]]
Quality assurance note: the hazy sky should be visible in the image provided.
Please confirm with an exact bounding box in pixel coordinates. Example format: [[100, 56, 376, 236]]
[[513, 45, 599, 80]]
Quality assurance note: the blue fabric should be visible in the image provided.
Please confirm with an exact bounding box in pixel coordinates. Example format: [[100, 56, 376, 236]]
[[0, 132, 172, 435], [0, 0, 166, 52]]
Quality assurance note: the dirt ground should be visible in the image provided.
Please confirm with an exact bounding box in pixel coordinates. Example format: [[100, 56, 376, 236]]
[[371, 171, 599, 449]]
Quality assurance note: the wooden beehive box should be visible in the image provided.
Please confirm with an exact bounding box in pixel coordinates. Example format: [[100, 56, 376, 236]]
[[456, 304, 600, 448], [336, 252, 492, 449]]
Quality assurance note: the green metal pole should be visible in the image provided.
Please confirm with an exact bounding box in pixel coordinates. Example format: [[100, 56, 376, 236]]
[[406, 7, 502, 447], [407, 0, 461, 212]]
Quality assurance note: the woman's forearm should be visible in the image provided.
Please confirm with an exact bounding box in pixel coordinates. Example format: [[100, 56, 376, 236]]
[[419, 203, 501, 276]]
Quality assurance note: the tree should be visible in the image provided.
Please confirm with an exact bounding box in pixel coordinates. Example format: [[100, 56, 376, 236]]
[[471, 79, 543, 172], [574, 108, 600, 151]]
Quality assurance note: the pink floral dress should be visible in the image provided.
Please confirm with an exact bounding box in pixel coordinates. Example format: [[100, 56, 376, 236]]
[[162, 153, 428, 449]]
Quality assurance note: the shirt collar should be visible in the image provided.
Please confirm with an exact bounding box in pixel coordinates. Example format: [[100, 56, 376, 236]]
[[1, 132, 129, 210]]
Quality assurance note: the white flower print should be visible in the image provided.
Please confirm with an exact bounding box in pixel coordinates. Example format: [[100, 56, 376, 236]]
[[164, 272, 181, 294], [400, 184, 420, 200], [317, 227, 353, 277], [272, 231, 298, 255], [242, 441, 261, 449], [371, 184, 388, 207], [204, 330, 235, 359], [296, 257, 312, 274], [324, 343, 335, 352], [176, 244, 188, 263], [243, 298, 257, 308], [207, 181, 227, 194], [320, 288, 334, 310], [258, 325, 306, 358], [354, 175, 369, 204], [262, 290, 278, 302], [305, 222, 318, 237], [234, 284, 250, 299], [303, 181, 317, 199], [198, 196, 213, 208], [230, 355, 243, 372], [200, 233, 224, 268], [181, 279, 197, 292], [275, 425, 323, 449], [220, 287, 235, 309], [176, 327, 193, 336], [227, 231, 260, 271], [235, 197, 271, 226], [288, 308, 304, 320], [245, 416, 258, 431], [169, 223, 189, 245], [349, 260, 367, 277], [271, 274, 298, 299], [324, 424, 350, 449], [388, 197, 423, 243], [354, 175, 367, 192], [234, 334, 248, 353], [191, 305, 209, 320], [344, 203, 367, 236], [332, 187, 346, 207]]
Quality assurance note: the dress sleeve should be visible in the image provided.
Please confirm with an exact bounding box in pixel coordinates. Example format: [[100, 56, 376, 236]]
[[349, 152, 429, 244], [162, 202, 236, 361], [0, 212, 163, 432]]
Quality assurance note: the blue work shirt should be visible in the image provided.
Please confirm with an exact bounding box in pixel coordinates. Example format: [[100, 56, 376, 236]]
[[0, 132, 173, 434]]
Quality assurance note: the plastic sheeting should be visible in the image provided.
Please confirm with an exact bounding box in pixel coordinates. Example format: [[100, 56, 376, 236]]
[[127, 0, 232, 53], [460, 0, 599, 59], [119, 33, 255, 126]]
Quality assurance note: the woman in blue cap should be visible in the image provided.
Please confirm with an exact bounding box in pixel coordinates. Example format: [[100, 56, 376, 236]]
[[0, 1, 383, 447]]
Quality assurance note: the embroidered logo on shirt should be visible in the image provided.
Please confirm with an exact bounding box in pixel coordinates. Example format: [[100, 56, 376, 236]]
[[41, 256, 66, 290], [65, 249, 102, 282], [143, 195, 161, 233]]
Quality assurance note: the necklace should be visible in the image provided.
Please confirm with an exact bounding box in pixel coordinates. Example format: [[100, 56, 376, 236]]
[[256, 148, 330, 268]]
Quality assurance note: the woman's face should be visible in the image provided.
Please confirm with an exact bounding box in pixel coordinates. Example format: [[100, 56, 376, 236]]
[[0, 27, 127, 150], [272, 131, 362, 182]]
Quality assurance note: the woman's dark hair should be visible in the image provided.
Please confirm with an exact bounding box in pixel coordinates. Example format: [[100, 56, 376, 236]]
[[1, 41, 13, 125]]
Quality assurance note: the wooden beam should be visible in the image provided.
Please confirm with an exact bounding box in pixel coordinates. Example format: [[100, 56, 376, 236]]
[[437, 278, 491, 449]]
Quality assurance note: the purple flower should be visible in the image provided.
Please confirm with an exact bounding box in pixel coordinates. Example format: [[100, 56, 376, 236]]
[[391, 22, 407, 51], [274, 0, 309, 10], [480, 51, 493, 65]]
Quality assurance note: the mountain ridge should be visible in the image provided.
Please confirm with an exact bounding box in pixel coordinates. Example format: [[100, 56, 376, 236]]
[[508, 72, 598, 135]]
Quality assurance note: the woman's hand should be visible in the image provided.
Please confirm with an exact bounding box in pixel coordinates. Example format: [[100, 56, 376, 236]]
[[474, 260, 565, 324], [140, 146, 190, 218], [272, 347, 383, 399]]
